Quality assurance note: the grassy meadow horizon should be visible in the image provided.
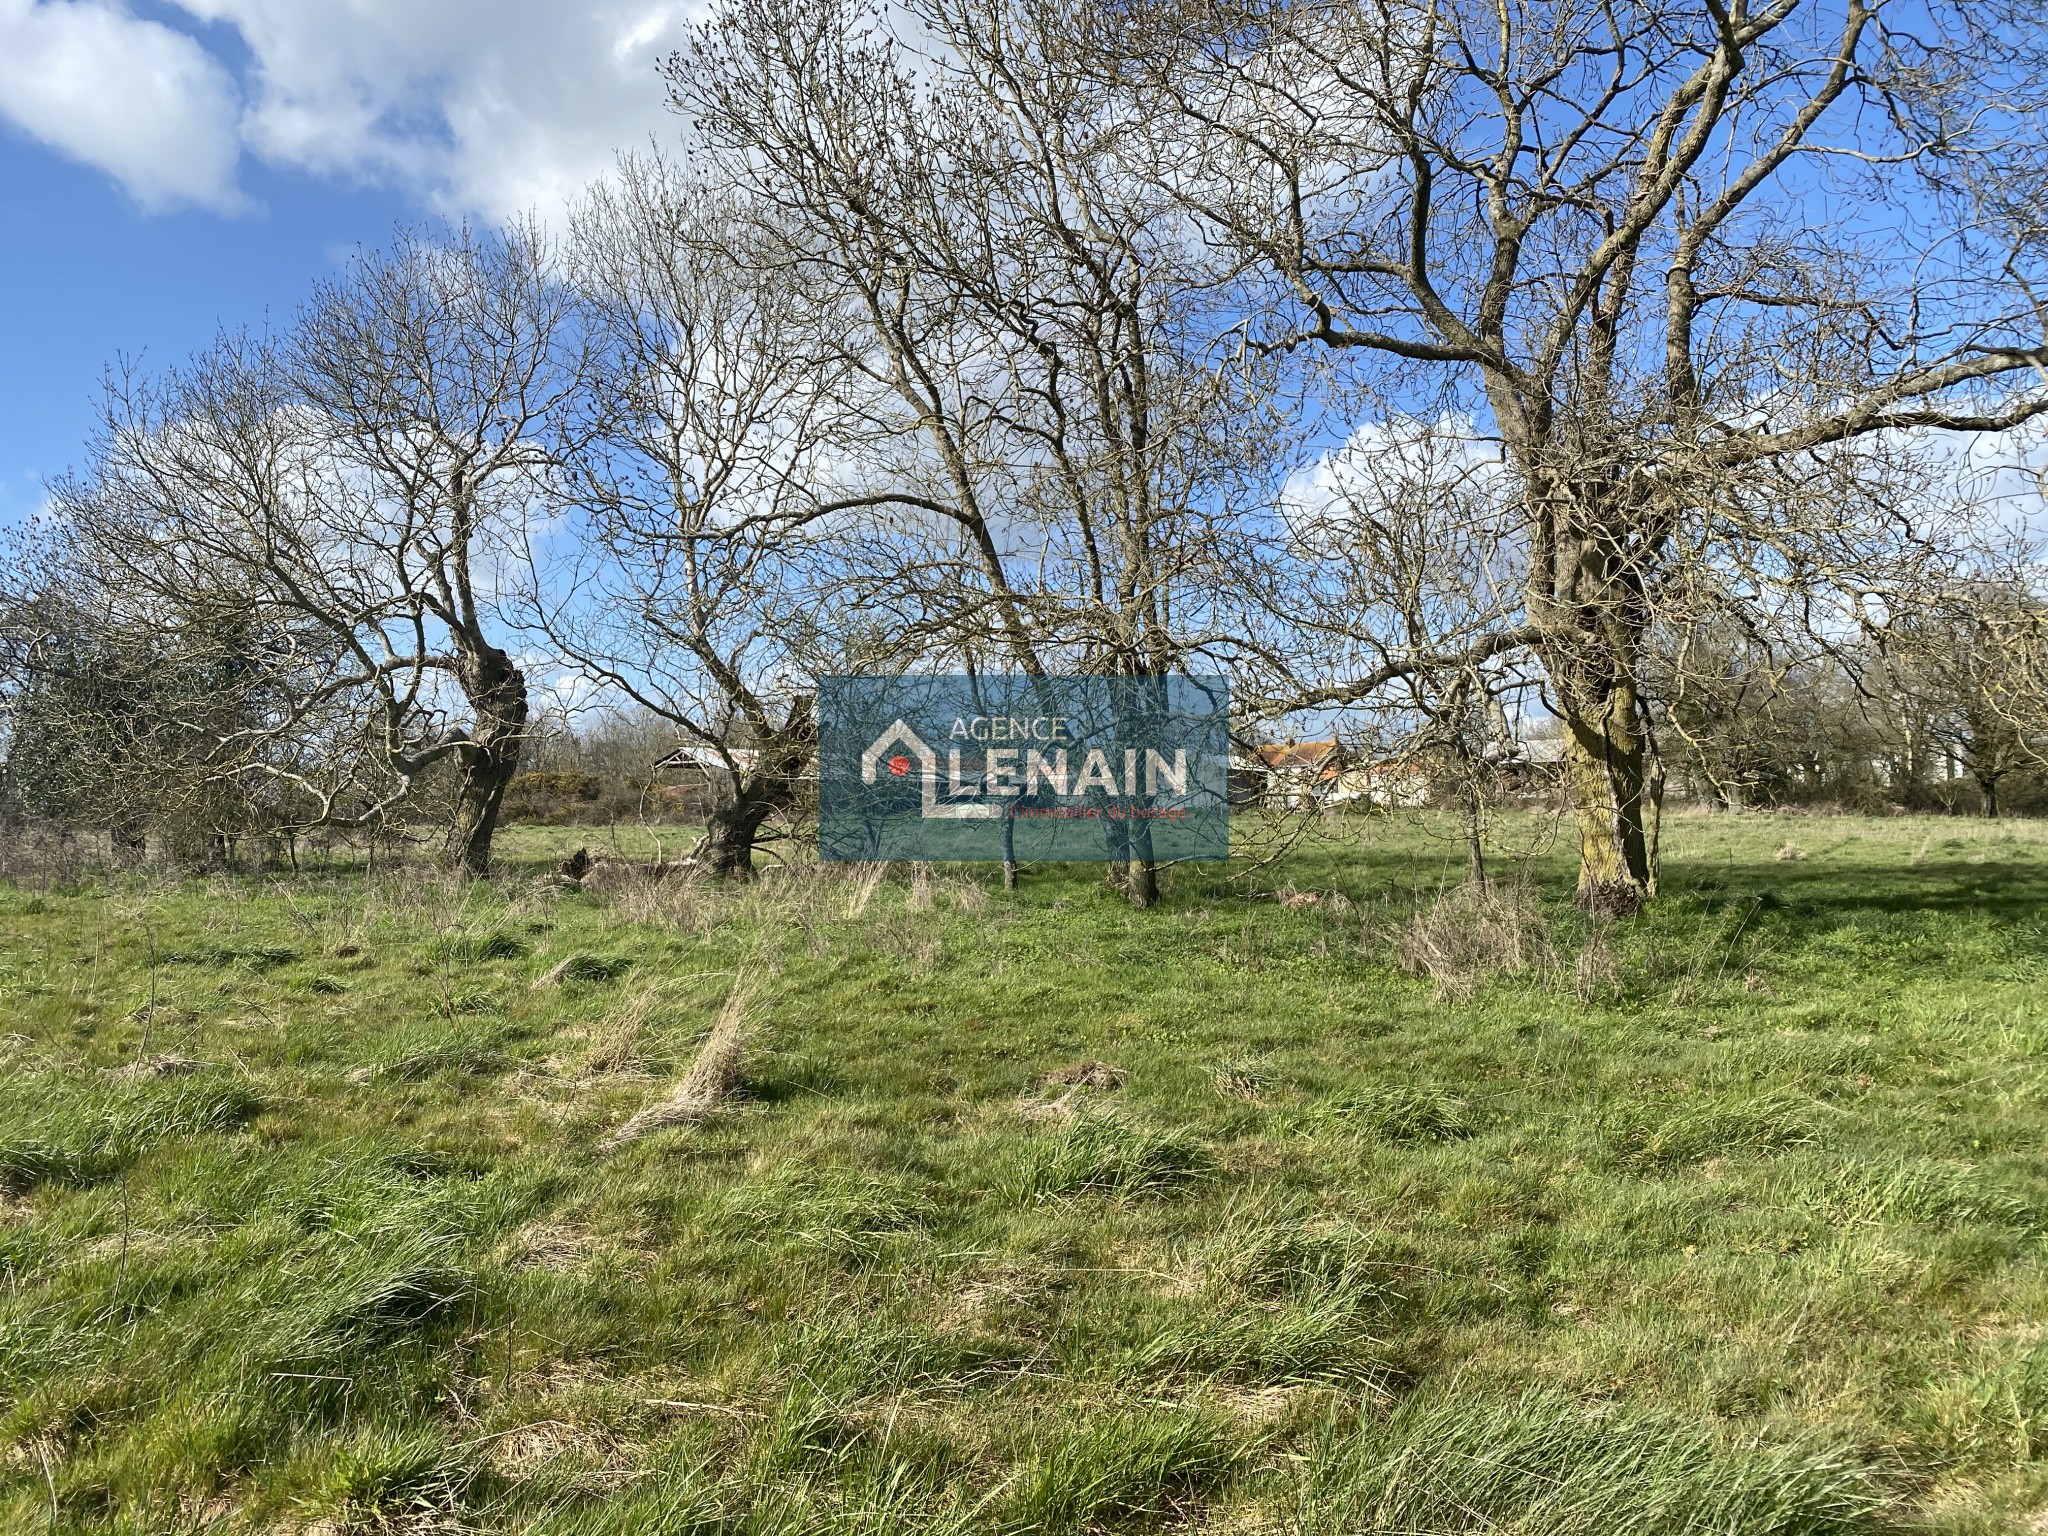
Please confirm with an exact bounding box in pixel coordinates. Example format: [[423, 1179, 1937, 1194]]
[[2, 807, 2047, 1532]]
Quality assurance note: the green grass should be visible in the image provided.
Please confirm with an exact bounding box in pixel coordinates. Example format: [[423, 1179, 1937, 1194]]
[[2, 810, 2048, 1532]]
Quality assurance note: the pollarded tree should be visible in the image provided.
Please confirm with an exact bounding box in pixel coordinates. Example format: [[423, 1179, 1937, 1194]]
[[1080, 0, 2048, 908]]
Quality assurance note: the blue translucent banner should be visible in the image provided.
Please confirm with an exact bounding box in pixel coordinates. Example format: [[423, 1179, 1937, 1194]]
[[818, 675, 1230, 862]]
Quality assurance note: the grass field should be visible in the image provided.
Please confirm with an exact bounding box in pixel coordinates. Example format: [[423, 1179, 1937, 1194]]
[[3, 810, 2048, 1534]]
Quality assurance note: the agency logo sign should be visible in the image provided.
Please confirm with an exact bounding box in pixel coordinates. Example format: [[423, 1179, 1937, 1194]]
[[820, 675, 1229, 862]]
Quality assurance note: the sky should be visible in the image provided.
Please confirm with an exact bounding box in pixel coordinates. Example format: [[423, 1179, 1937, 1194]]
[[0, 0, 708, 526]]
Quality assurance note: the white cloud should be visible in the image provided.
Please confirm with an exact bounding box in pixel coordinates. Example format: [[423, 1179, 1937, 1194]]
[[182, 0, 709, 220], [1281, 413, 1507, 524], [0, 0, 707, 220], [0, 0, 245, 210]]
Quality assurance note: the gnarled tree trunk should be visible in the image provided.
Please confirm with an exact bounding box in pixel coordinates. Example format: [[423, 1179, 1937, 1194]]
[[445, 644, 528, 877], [698, 697, 817, 879], [1124, 857, 1159, 909], [700, 793, 778, 877], [1521, 456, 1663, 915]]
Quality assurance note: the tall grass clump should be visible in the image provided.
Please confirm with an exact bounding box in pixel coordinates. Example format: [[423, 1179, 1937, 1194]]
[[1315, 1085, 1476, 1144], [291, 1426, 479, 1531], [1395, 882, 1554, 1001], [1288, 1390, 1883, 1535], [0, 1070, 263, 1191], [432, 928, 529, 963], [1001, 1408, 1240, 1533], [1012, 1113, 1212, 1203], [1603, 1093, 1816, 1172], [714, 1161, 933, 1264]]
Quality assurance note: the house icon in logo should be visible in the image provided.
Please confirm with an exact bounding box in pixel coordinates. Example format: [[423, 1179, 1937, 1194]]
[[860, 719, 996, 820]]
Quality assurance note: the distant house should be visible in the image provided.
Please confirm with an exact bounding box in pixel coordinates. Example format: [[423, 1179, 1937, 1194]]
[[651, 741, 825, 815], [1331, 757, 1432, 809], [655, 743, 762, 785], [1232, 740, 1342, 808], [1232, 740, 1433, 810], [648, 743, 762, 815]]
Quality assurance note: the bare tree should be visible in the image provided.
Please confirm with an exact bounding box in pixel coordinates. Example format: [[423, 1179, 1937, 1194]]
[[37, 224, 577, 874], [1879, 578, 2048, 817], [1259, 414, 1535, 881], [673, 0, 1281, 904], [294, 223, 579, 873], [1076, 0, 2048, 908], [527, 157, 838, 876]]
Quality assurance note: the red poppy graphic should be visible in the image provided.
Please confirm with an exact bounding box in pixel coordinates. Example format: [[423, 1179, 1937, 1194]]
[[888, 754, 911, 777]]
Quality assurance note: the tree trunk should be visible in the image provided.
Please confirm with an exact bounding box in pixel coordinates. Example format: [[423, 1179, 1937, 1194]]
[[701, 795, 774, 876], [1642, 716, 1665, 900], [445, 644, 527, 877], [1124, 819, 1159, 909], [1978, 777, 2000, 818], [1557, 675, 1654, 915], [1463, 799, 1489, 895], [1125, 858, 1159, 908], [699, 698, 817, 879]]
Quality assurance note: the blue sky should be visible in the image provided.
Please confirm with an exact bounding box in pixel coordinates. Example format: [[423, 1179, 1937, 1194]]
[[0, 0, 707, 527], [0, 138, 411, 523]]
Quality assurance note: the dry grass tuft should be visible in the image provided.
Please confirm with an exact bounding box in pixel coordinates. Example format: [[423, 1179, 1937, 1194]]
[[588, 861, 713, 932], [112, 1053, 209, 1079], [598, 983, 752, 1150], [581, 985, 657, 1075], [1276, 884, 1354, 913], [1020, 1059, 1127, 1122], [1574, 916, 1622, 1004], [505, 1221, 592, 1271], [577, 857, 683, 896], [1037, 1059, 1128, 1091], [945, 876, 992, 912], [1213, 1057, 1272, 1102], [1395, 884, 1552, 1001], [842, 861, 889, 918]]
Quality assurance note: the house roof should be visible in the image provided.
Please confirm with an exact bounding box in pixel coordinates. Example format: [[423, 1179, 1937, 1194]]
[[656, 744, 760, 771], [1250, 740, 1343, 773]]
